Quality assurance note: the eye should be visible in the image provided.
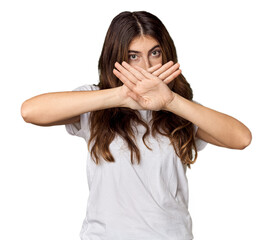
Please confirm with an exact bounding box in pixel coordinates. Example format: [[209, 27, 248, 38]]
[[129, 54, 138, 60], [151, 50, 161, 57]]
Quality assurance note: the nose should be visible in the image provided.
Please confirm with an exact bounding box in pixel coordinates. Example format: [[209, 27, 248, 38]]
[[141, 57, 152, 70]]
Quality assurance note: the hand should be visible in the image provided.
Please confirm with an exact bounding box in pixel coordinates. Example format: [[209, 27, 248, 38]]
[[116, 61, 179, 110], [114, 61, 181, 111], [116, 63, 163, 110]]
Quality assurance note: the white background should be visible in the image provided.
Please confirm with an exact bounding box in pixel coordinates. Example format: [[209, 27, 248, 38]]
[[1, 0, 272, 239]]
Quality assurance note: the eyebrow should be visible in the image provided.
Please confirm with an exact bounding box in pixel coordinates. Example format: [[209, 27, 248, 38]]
[[128, 44, 160, 54]]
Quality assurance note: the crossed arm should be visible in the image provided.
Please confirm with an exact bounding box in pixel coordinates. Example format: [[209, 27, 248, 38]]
[[21, 60, 252, 149], [113, 61, 252, 150]]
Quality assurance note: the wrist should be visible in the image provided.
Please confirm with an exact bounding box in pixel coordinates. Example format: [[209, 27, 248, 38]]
[[162, 92, 178, 112], [115, 86, 127, 108]]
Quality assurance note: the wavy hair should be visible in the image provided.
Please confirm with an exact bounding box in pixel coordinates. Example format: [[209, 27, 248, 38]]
[[88, 11, 198, 168]]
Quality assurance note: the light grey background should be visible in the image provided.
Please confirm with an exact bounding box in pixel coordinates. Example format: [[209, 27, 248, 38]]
[[1, 0, 272, 239]]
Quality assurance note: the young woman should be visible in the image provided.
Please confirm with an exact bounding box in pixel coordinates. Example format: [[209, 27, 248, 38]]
[[21, 11, 252, 240]]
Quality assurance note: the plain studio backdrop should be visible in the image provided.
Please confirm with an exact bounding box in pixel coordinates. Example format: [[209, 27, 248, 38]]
[[0, 0, 272, 239]]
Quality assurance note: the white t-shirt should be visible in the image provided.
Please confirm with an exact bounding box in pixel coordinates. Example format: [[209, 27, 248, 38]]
[[65, 84, 207, 240]]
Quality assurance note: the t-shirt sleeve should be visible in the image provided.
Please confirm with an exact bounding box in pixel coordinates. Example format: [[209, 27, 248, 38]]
[[193, 124, 208, 152], [65, 84, 98, 142]]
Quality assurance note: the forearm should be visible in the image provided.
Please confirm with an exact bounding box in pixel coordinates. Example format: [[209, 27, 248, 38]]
[[21, 87, 123, 125], [163, 92, 252, 149]]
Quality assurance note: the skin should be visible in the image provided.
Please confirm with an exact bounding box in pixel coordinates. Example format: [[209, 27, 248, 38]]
[[113, 35, 181, 110], [113, 35, 252, 149]]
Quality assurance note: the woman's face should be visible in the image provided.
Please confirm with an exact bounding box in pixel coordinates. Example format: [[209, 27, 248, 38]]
[[127, 35, 162, 70]]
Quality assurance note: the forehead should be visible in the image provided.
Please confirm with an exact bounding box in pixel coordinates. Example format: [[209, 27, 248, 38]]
[[129, 35, 160, 51]]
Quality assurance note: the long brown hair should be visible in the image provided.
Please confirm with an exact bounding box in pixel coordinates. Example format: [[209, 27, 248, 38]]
[[88, 11, 197, 168]]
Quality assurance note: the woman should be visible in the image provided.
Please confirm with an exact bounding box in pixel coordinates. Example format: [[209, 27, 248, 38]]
[[21, 11, 252, 240]]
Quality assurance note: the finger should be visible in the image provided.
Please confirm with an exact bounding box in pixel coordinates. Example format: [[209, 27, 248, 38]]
[[152, 61, 174, 77], [134, 65, 158, 81], [147, 63, 162, 73], [115, 62, 139, 84], [113, 68, 136, 90], [121, 61, 146, 81], [159, 63, 180, 80], [163, 69, 182, 84]]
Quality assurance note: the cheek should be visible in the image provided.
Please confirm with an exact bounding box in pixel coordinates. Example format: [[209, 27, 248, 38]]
[[128, 58, 146, 68], [128, 61, 140, 68], [150, 56, 162, 65]]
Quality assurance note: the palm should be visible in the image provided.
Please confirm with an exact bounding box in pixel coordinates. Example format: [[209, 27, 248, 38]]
[[128, 77, 174, 111], [119, 84, 143, 110]]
